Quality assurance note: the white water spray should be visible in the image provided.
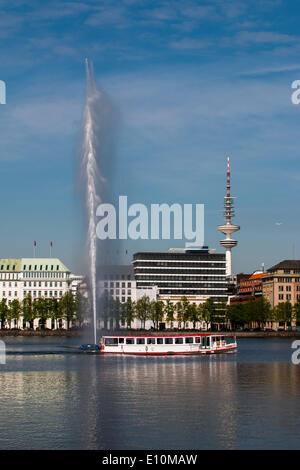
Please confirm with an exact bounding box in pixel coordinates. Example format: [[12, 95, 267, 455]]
[[81, 59, 104, 344]]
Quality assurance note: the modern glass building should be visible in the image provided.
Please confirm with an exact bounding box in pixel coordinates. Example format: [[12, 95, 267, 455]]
[[132, 247, 227, 303]]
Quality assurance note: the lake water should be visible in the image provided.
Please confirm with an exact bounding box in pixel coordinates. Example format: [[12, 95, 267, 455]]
[[0, 336, 299, 450]]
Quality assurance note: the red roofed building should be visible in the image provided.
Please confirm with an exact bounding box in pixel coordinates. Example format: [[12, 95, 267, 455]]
[[229, 271, 267, 305]]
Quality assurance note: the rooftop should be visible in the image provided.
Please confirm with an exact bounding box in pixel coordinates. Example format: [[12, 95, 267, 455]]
[[267, 260, 300, 272], [0, 258, 70, 272]]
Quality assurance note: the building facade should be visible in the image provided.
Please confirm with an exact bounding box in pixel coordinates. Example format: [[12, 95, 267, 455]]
[[0, 258, 82, 329], [262, 260, 300, 309], [133, 247, 227, 304]]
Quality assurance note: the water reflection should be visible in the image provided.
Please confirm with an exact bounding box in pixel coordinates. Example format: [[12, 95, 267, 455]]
[[0, 339, 300, 449]]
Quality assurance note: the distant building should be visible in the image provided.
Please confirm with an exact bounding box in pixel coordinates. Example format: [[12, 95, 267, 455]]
[[69, 273, 85, 297], [0, 258, 83, 329], [98, 265, 158, 329], [262, 260, 300, 309], [133, 246, 227, 305], [229, 272, 267, 305], [239, 271, 266, 297]]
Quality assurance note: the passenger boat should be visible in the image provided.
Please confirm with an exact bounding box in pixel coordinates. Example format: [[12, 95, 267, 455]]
[[99, 333, 237, 356]]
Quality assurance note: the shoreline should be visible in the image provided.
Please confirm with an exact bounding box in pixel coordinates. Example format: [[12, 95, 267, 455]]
[[0, 329, 300, 338]]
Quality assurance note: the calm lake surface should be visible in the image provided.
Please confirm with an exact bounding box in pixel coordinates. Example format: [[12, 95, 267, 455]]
[[0, 336, 299, 450]]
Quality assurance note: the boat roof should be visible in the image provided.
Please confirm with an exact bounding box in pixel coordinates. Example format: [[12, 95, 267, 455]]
[[101, 333, 224, 338]]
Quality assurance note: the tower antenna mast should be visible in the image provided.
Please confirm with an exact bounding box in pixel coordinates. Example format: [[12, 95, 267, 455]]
[[217, 156, 240, 277]]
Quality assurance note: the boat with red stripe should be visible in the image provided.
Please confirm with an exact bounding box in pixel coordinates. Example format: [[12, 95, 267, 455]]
[[99, 333, 237, 355]]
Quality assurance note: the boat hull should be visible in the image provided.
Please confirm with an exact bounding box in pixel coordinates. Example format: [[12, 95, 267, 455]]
[[100, 345, 237, 356]]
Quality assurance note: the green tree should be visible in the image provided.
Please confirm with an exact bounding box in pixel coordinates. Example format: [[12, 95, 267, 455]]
[[48, 297, 60, 329], [164, 300, 175, 328], [149, 300, 164, 330], [59, 291, 75, 329], [187, 302, 199, 329], [22, 295, 35, 329], [112, 298, 121, 330], [33, 298, 48, 328], [121, 298, 135, 329], [135, 296, 151, 329], [245, 297, 271, 328], [274, 301, 293, 330], [74, 292, 90, 326], [8, 299, 22, 328], [293, 300, 300, 326], [0, 298, 9, 329], [202, 298, 216, 330], [227, 303, 246, 329]]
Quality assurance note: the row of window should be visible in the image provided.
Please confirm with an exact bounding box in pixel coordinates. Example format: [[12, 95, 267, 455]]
[[135, 275, 225, 281], [0, 264, 61, 271], [278, 294, 300, 300], [278, 294, 291, 300], [102, 274, 132, 281], [133, 254, 225, 261], [0, 272, 68, 280], [2, 281, 64, 288], [23, 281, 63, 288], [105, 336, 218, 345], [137, 282, 226, 288], [157, 289, 227, 295], [103, 282, 131, 288], [135, 268, 226, 275], [2, 290, 64, 298], [23, 291, 63, 298], [23, 272, 68, 279], [133, 262, 226, 268]]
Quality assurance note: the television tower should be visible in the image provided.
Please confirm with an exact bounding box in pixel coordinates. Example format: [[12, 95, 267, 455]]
[[218, 156, 240, 277]]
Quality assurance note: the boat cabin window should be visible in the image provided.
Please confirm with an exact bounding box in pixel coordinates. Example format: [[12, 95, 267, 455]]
[[185, 337, 194, 344], [147, 338, 156, 344], [175, 338, 183, 344], [126, 338, 135, 344], [195, 337, 202, 344], [137, 338, 145, 345], [104, 338, 118, 346], [119, 338, 124, 344], [157, 338, 163, 344], [165, 338, 173, 344]]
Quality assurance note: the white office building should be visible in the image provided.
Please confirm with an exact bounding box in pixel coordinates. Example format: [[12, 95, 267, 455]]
[[0, 257, 83, 329]]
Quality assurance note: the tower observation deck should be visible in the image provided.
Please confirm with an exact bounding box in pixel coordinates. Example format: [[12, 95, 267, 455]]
[[217, 156, 240, 277]]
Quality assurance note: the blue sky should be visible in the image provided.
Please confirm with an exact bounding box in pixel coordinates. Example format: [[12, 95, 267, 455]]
[[1, 0, 300, 274]]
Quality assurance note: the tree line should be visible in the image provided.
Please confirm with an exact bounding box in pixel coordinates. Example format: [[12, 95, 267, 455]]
[[2, 291, 299, 331], [0, 292, 89, 329], [227, 297, 300, 330], [101, 294, 300, 331], [100, 294, 228, 330]]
